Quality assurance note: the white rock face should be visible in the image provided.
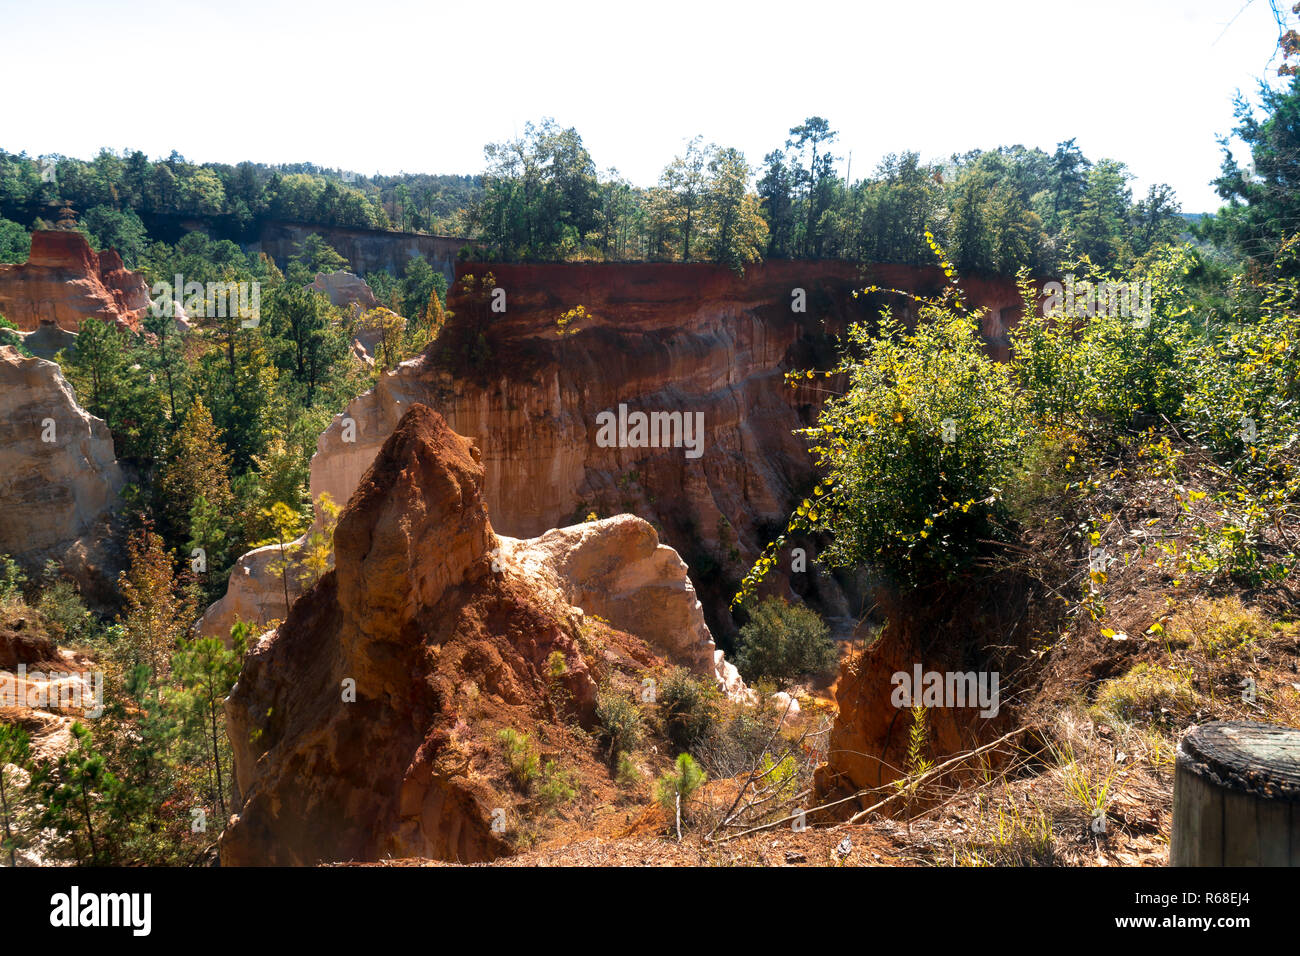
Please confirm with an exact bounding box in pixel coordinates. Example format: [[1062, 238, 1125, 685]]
[[200, 510, 746, 697], [307, 271, 380, 310], [497, 514, 746, 698], [0, 346, 124, 602], [197, 543, 301, 641]]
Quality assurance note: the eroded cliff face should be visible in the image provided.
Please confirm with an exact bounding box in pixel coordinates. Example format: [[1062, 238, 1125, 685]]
[[0, 346, 125, 605], [302, 260, 1026, 637], [813, 580, 1039, 806], [0, 230, 150, 332], [222, 405, 691, 865]]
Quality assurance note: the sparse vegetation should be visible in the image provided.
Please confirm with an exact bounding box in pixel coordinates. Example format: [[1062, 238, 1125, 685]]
[[497, 728, 540, 790]]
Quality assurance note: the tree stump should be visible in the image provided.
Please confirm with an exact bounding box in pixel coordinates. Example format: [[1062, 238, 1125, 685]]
[[1171, 721, 1300, 866]]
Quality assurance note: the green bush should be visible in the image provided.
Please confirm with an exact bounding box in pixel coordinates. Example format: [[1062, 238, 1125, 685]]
[[594, 688, 643, 763], [1012, 252, 1198, 435], [738, 280, 1028, 596], [0, 315, 30, 356], [0, 555, 26, 604], [658, 667, 719, 751], [735, 598, 836, 690], [496, 728, 539, 789], [35, 564, 93, 643]]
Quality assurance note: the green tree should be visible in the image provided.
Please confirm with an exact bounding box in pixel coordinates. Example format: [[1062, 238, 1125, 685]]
[[0, 217, 30, 264], [43, 723, 117, 865], [81, 205, 148, 266], [735, 598, 836, 689], [1201, 74, 1300, 265], [173, 631, 246, 822], [287, 233, 348, 284], [658, 136, 710, 261], [786, 116, 839, 257], [758, 150, 797, 258], [159, 397, 235, 549], [266, 284, 345, 406], [1070, 159, 1133, 267], [63, 317, 128, 417], [0, 724, 37, 866], [704, 147, 768, 270]]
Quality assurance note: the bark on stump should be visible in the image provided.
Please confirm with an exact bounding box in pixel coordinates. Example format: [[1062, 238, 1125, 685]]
[[1171, 721, 1300, 866]]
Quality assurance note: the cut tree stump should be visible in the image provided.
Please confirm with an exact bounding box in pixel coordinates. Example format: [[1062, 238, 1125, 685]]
[[1171, 721, 1300, 866]]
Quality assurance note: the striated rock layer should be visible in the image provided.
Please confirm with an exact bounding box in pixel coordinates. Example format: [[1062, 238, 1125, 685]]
[[306, 261, 1026, 633], [0, 346, 125, 605], [0, 230, 151, 332], [221, 404, 708, 865], [207, 260, 1030, 642]]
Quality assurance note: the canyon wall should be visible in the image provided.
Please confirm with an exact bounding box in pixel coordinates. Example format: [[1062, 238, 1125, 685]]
[[301, 260, 1028, 638], [0, 230, 151, 332], [203, 259, 1031, 646], [0, 346, 125, 605], [252, 221, 479, 284]]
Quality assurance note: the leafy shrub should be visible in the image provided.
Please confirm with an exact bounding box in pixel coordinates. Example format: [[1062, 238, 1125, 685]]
[[35, 565, 93, 643], [0, 316, 30, 356], [734, 599, 836, 689], [1012, 252, 1198, 434], [594, 688, 643, 763], [658, 667, 719, 751], [0, 555, 26, 605], [737, 279, 1028, 597]]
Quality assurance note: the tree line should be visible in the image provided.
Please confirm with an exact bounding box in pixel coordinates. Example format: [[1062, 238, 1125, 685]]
[[0, 148, 482, 267], [465, 116, 1188, 274]]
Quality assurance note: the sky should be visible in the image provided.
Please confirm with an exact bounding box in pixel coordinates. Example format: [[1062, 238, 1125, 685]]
[[0, 0, 1291, 213]]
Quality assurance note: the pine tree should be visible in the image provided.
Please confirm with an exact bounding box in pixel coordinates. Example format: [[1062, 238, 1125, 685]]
[[173, 631, 245, 822], [43, 723, 117, 865], [159, 397, 234, 549], [118, 524, 197, 694]]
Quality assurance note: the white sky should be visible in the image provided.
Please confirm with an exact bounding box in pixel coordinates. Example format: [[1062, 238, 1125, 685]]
[[0, 0, 1288, 213]]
